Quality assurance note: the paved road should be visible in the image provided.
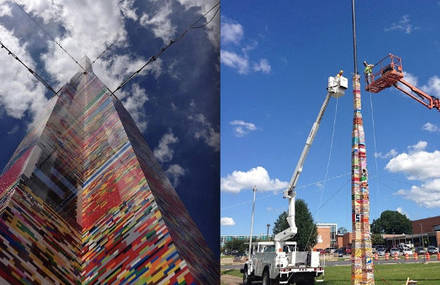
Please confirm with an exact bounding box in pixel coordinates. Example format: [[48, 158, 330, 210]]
[[222, 257, 440, 271]]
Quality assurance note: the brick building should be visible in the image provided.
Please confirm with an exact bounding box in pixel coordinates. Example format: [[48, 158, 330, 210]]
[[314, 223, 337, 250], [412, 216, 440, 234]]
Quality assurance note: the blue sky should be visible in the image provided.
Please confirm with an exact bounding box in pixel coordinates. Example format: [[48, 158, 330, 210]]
[[0, 0, 219, 255], [221, 1, 440, 236]]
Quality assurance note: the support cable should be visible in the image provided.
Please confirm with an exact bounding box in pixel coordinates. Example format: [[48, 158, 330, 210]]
[[13, 0, 86, 71], [92, 41, 115, 64], [0, 40, 58, 96], [368, 92, 380, 212], [351, 0, 358, 74], [112, 1, 220, 95], [221, 172, 350, 211]]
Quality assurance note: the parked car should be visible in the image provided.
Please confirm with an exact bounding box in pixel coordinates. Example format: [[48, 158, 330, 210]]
[[390, 248, 400, 256], [402, 248, 413, 255], [415, 247, 426, 255], [325, 247, 336, 254], [376, 247, 386, 256], [427, 246, 439, 254], [334, 248, 344, 257]]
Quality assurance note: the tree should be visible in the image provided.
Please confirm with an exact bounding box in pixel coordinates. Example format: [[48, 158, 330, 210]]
[[273, 199, 317, 250], [338, 227, 348, 235], [222, 238, 248, 255], [371, 210, 412, 234], [371, 233, 384, 246]]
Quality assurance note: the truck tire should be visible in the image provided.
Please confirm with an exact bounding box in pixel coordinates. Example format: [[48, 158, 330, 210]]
[[262, 269, 279, 285], [242, 266, 252, 285], [262, 269, 271, 285]]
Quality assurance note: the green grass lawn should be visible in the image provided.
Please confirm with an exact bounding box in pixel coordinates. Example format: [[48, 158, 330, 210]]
[[221, 269, 242, 278], [318, 263, 440, 284], [222, 263, 440, 284]]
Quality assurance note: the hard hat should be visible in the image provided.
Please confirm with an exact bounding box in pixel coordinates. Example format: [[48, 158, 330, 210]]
[[363, 61, 367, 66]]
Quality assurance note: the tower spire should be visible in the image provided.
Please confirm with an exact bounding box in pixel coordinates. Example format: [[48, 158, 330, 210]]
[[81, 55, 93, 73]]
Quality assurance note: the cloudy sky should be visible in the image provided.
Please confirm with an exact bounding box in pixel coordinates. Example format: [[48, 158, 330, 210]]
[[221, 1, 440, 236], [0, 0, 219, 255]]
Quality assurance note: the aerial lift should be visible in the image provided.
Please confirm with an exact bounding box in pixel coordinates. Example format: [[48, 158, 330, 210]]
[[242, 72, 348, 285], [365, 53, 440, 110]]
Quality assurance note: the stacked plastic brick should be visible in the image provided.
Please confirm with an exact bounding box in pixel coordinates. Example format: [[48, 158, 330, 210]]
[[351, 74, 374, 285], [0, 58, 218, 284]]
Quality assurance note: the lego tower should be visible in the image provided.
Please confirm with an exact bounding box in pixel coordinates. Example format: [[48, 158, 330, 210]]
[[351, 74, 374, 285], [0, 57, 218, 284]]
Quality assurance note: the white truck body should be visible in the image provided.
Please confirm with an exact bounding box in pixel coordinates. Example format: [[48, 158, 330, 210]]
[[243, 241, 323, 284]]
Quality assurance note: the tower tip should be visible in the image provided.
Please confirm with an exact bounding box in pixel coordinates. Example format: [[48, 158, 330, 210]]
[[81, 56, 93, 73]]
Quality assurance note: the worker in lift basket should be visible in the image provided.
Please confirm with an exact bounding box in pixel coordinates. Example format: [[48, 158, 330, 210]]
[[363, 61, 374, 85]]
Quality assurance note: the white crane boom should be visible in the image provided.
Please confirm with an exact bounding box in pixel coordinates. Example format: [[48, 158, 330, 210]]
[[275, 73, 348, 245]]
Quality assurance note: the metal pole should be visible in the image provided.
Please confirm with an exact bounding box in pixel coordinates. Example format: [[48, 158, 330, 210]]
[[267, 224, 270, 239], [248, 186, 257, 260], [351, 0, 358, 74]]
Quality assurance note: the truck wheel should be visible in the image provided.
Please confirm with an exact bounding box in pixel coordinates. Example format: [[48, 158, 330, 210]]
[[262, 270, 271, 285], [242, 266, 252, 285], [262, 270, 279, 285]]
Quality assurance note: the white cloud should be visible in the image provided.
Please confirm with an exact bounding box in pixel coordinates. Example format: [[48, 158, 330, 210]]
[[221, 18, 243, 45], [220, 50, 249, 74], [0, 2, 12, 17], [188, 113, 219, 151], [140, 1, 176, 44], [385, 15, 418, 34], [408, 141, 427, 152], [386, 142, 440, 208], [153, 130, 179, 163], [121, 84, 149, 131], [396, 179, 440, 208], [221, 217, 236, 226], [165, 164, 186, 187], [0, 24, 48, 122], [423, 122, 440, 133], [11, 0, 165, 132], [21, 0, 156, 95], [230, 120, 257, 137], [175, 0, 219, 47], [374, 149, 398, 159], [7, 125, 19, 135], [221, 166, 288, 193], [421, 75, 440, 97], [386, 142, 440, 180], [120, 0, 138, 21], [220, 16, 270, 75], [253, 58, 271, 73], [403, 72, 418, 86], [396, 207, 409, 218], [315, 182, 324, 188]]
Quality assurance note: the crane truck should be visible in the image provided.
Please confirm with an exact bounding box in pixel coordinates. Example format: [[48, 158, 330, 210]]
[[241, 72, 348, 285]]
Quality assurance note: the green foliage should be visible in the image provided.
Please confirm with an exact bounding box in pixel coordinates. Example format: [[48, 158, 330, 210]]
[[273, 199, 317, 250], [222, 238, 248, 255], [371, 210, 412, 234], [337, 227, 348, 235], [371, 233, 385, 245], [273, 211, 289, 235]]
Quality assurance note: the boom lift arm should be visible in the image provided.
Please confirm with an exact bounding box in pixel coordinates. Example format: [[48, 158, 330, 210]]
[[365, 53, 440, 111], [274, 72, 348, 249]]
